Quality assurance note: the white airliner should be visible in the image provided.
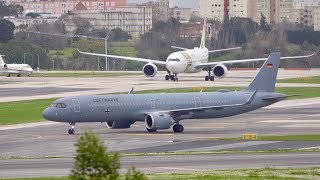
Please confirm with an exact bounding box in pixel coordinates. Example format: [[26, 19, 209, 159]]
[[0, 55, 33, 77], [78, 18, 314, 81]]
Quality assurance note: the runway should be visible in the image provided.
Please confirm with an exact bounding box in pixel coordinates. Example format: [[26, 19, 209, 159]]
[[1, 69, 320, 102], [1, 153, 320, 178], [0, 103, 320, 156]]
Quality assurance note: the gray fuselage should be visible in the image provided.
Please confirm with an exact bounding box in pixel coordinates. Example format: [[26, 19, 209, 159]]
[[43, 91, 283, 124]]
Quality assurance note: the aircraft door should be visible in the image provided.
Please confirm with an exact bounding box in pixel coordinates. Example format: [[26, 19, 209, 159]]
[[150, 99, 156, 109], [194, 97, 201, 108], [72, 99, 81, 113]]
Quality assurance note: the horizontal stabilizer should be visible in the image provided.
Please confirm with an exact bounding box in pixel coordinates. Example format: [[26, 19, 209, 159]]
[[262, 94, 300, 101], [171, 46, 189, 51], [208, 47, 242, 53]]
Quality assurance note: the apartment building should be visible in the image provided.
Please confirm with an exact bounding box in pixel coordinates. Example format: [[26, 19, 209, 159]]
[[9, 0, 127, 16], [314, 7, 320, 31], [169, 7, 192, 22], [199, 0, 225, 21], [66, 5, 152, 37], [275, 0, 294, 23], [229, 0, 250, 18]]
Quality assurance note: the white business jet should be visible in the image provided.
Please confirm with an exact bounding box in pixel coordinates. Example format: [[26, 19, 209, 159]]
[[0, 55, 33, 77]]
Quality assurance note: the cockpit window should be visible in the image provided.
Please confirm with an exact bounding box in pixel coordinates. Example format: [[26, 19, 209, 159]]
[[52, 103, 67, 108], [169, 59, 180, 62]]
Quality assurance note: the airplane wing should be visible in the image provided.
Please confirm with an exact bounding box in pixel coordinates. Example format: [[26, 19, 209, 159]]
[[208, 47, 242, 53], [77, 49, 167, 66], [194, 53, 315, 70], [149, 90, 257, 117], [171, 46, 189, 51]]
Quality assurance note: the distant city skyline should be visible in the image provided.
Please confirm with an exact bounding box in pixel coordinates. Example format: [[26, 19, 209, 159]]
[[128, 0, 320, 12]]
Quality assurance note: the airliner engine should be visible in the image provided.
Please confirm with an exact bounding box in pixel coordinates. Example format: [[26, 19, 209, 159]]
[[143, 63, 158, 77], [106, 121, 132, 129], [145, 113, 173, 130], [213, 64, 228, 78]]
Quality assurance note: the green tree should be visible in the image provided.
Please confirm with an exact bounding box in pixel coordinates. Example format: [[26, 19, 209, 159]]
[[260, 13, 270, 31], [70, 131, 147, 180], [0, 19, 15, 43], [109, 28, 132, 41], [70, 131, 121, 179], [26, 12, 41, 18], [125, 167, 148, 180]]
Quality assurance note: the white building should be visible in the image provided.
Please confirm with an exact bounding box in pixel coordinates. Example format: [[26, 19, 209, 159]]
[[67, 6, 153, 37], [229, 0, 250, 18], [199, 0, 225, 21]]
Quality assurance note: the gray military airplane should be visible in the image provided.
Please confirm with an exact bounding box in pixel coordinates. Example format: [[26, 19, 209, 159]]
[[42, 52, 297, 134]]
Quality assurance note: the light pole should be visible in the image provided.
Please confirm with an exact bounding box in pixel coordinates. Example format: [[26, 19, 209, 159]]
[[105, 29, 112, 71], [37, 54, 40, 72], [52, 59, 55, 71], [98, 56, 100, 71]]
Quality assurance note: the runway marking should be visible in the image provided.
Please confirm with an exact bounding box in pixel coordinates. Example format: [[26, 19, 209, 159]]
[[257, 120, 320, 123], [158, 167, 207, 172], [280, 124, 320, 128], [252, 118, 292, 120], [299, 146, 320, 150], [308, 114, 320, 117], [116, 133, 174, 136], [0, 122, 60, 130]]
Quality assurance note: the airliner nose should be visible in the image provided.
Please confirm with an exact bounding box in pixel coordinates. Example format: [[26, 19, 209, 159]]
[[42, 108, 54, 121]]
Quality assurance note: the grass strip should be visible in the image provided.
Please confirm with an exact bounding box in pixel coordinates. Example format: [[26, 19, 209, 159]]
[[278, 76, 320, 84], [1, 167, 320, 180]]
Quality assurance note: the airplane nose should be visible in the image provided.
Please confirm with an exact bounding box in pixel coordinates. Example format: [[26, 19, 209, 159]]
[[42, 108, 55, 121]]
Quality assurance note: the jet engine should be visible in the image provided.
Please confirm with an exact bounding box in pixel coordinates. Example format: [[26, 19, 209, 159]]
[[145, 113, 173, 130], [213, 64, 228, 78], [3, 64, 7, 68], [106, 121, 132, 129], [143, 63, 158, 77]]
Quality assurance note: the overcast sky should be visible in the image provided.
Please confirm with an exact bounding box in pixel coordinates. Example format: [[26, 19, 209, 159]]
[[128, 0, 320, 12]]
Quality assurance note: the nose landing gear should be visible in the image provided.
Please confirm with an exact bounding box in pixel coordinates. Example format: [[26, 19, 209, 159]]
[[68, 122, 75, 135]]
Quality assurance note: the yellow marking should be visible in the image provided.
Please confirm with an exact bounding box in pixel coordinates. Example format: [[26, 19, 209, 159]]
[[242, 134, 258, 140]]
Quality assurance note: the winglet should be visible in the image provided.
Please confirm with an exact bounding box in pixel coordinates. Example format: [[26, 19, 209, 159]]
[[0, 54, 5, 64]]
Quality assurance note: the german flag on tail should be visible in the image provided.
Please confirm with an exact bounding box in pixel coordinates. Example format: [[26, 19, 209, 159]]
[[267, 63, 273, 68]]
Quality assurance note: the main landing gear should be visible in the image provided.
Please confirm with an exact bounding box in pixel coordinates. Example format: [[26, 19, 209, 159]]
[[205, 68, 214, 81], [68, 122, 75, 135], [173, 122, 184, 133]]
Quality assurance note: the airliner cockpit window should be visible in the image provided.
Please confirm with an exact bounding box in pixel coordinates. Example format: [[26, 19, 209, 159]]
[[169, 59, 180, 62], [52, 103, 67, 108]]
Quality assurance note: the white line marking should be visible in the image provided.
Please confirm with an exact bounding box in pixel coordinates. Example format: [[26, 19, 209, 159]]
[[299, 146, 320, 150], [258, 120, 320, 123]]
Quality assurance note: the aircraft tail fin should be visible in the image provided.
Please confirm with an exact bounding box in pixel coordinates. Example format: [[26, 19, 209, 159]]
[[200, 17, 207, 49], [245, 52, 281, 92], [0, 55, 5, 65]]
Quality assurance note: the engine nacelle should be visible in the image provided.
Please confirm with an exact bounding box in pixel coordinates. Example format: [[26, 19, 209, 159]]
[[143, 63, 158, 77], [106, 121, 132, 129], [145, 113, 173, 130], [3, 64, 7, 68], [213, 64, 228, 78]]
